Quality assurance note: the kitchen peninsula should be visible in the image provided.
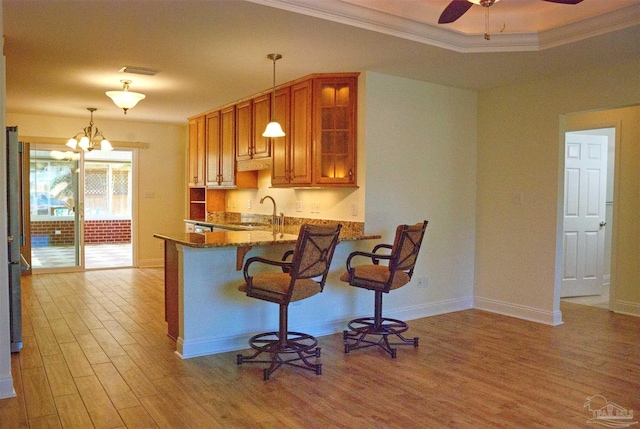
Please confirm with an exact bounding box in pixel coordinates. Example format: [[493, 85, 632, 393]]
[[154, 225, 380, 359]]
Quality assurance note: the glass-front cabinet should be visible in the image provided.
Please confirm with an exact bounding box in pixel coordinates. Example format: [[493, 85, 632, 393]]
[[313, 76, 357, 186]]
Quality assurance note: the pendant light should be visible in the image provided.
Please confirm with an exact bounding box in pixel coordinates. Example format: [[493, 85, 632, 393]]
[[66, 108, 113, 152], [262, 53, 285, 138], [106, 80, 145, 114]]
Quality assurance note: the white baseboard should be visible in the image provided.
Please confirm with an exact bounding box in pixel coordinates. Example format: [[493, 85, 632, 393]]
[[473, 296, 563, 326], [175, 296, 474, 358], [137, 258, 164, 268], [0, 374, 16, 399], [611, 300, 640, 317]]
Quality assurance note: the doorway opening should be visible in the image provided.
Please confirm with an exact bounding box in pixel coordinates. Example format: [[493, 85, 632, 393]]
[[560, 127, 615, 309], [27, 145, 134, 271]]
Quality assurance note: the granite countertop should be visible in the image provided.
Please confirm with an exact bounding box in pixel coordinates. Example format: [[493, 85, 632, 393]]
[[155, 226, 380, 249]]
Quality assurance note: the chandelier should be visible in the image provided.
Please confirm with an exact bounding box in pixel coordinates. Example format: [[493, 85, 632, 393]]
[[106, 80, 145, 114], [66, 108, 113, 152], [262, 53, 285, 138]]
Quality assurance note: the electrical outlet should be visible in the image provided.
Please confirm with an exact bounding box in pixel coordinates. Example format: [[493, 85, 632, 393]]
[[351, 204, 358, 216], [312, 202, 320, 213], [247, 199, 252, 209], [416, 276, 428, 288], [296, 201, 302, 212]]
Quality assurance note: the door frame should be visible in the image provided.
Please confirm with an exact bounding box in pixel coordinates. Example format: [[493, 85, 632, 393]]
[[556, 117, 620, 313]]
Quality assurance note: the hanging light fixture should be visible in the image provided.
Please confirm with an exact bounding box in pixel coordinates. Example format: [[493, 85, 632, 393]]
[[262, 53, 285, 138], [66, 108, 113, 152], [106, 80, 145, 114]]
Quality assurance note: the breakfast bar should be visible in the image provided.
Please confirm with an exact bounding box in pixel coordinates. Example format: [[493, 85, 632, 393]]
[[154, 227, 380, 359]]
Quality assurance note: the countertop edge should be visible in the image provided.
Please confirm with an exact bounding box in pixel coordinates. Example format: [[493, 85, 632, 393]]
[[154, 231, 381, 249]]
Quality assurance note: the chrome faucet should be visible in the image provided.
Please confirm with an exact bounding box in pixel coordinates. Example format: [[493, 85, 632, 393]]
[[260, 195, 280, 231]]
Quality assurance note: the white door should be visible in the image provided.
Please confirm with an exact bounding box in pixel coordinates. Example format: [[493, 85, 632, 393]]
[[561, 133, 607, 297]]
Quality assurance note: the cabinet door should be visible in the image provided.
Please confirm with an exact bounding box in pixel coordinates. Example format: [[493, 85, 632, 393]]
[[271, 86, 290, 186], [219, 106, 236, 187], [205, 111, 221, 187], [252, 94, 271, 159], [290, 80, 312, 186], [235, 100, 252, 161], [313, 77, 357, 186], [188, 115, 205, 187]]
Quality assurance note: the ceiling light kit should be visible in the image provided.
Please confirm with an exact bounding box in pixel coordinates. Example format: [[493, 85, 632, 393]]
[[66, 108, 113, 152], [439, 0, 584, 40], [106, 79, 146, 114], [262, 53, 286, 138]]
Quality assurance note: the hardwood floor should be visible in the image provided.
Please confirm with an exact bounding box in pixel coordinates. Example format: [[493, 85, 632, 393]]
[[1, 268, 638, 428]]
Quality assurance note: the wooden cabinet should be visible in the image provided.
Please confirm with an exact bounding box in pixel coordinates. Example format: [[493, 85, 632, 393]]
[[313, 76, 357, 186], [190, 73, 357, 195], [236, 94, 271, 162], [271, 82, 313, 186], [188, 115, 205, 187], [271, 74, 357, 188], [188, 187, 206, 221], [205, 106, 236, 188], [235, 100, 252, 161]]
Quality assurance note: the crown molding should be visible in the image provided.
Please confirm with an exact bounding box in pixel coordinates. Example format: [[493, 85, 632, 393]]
[[247, 0, 640, 53]]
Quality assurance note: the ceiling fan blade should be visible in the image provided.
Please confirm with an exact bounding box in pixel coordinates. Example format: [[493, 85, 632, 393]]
[[542, 0, 583, 4], [438, 0, 473, 24]]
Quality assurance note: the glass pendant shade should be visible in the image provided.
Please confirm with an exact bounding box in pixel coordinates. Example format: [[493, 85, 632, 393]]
[[100, 139, 113, 152], [262, 121, 285, 138], [106, 80, 145, 114]]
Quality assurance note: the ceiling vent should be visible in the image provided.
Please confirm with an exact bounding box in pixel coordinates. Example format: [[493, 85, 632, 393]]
[[118, 66, 159, 76]]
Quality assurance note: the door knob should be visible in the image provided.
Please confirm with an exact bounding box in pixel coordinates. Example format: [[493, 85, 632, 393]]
[[599, 221, 607, 227]]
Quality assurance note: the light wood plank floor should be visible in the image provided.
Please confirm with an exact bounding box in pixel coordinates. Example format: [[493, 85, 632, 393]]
[[1, 268, 638, 428]]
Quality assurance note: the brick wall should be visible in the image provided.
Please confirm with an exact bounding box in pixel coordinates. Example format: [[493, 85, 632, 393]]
[[31, 220, 131, 246], [84, 220, 131, 244]]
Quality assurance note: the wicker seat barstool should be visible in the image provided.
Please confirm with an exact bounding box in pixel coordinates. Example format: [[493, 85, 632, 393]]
[[237, 223, 342, 380], [340, 221, 428, 358]]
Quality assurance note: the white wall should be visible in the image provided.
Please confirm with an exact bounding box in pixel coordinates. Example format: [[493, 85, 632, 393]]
[[475, 59, 640, 324], [6, 112, 187, 267]]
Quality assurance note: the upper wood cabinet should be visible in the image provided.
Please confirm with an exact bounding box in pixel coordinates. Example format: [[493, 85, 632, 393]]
[[271, 81, 313, 186], [236, 94, 271, 162], [205, 106, 236, 188], [188, 115, 205, 187], [313, 76, 357, 186], [271, 74, 357, 188], [189, 72, 358, 189]]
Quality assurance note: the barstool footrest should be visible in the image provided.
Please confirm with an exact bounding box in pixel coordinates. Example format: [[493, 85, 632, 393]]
[[343, 317, 418, 358], [237, 331, 322, 380]]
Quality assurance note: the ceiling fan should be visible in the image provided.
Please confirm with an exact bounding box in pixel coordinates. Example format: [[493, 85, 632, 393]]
[[438, 0, 584, 25]]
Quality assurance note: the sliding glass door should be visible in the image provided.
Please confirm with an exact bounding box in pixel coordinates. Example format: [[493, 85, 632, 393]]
[[29, 147, 82, 270], [28, 145, 133, 271]]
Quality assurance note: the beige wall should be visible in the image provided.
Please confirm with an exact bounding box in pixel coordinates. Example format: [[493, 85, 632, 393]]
[[475, 59, 640, 323], [565, 106, 640, 315], [363, 71, 478, 310], [6, 112, 187, 267]]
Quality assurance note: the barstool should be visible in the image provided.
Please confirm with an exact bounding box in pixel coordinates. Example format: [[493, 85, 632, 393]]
[[340, 221, 428, 358], [237, 223, 342, 380]]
